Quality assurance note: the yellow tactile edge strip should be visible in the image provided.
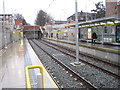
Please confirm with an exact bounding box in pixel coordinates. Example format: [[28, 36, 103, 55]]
[[26, 39, 59, 89]]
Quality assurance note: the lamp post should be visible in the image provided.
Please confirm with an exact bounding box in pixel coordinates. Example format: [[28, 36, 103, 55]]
[[74, 0, 80, 65]]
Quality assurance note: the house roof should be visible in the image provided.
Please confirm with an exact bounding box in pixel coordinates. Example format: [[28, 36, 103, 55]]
[[67, 11, 93, 19]]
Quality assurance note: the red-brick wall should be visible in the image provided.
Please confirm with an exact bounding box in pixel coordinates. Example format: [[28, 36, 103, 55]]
[[15, 19, 23, 29], [105, 1, 118, 17]]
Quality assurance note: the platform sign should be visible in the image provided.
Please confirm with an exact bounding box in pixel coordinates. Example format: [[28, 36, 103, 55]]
[[116, 25, 120, 42], [88, 28, 92, 39], [65, 26, 70, 28]]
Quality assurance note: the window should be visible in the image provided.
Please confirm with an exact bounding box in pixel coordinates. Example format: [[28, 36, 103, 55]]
[[111, 26, 115, 34], [81, 17, 84, 20], [0, 16, 3, 18], [104, 26, 107, 33], [6, 16, 8, 19], [116, 25, 120, 42], [88, 28, 92, 39]]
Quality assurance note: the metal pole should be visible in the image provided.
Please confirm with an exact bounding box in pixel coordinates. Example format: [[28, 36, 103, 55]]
[[3, 0, 7, 48], [11, 10, 16, 42], [34, 25, 35, 40], [74, 0, 80, 65], [102, 26, 104, 44], [85, 0, 87, 22], [67, 23, 69, 41]]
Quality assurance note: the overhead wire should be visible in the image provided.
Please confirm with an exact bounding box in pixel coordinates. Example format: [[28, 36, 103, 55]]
[[87, 0, 96, 4], [45, 0, 56, 11]]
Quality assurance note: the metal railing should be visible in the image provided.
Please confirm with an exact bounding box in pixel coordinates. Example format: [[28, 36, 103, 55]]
[[25, 65, 44, 89]]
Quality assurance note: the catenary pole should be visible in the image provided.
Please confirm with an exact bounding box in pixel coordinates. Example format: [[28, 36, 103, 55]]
[[74, 0, 80, 65], [3, 0, 7, 48]]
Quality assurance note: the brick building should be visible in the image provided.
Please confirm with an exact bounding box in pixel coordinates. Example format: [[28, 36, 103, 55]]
[[67, 11, 95, 23], [0, 14, 13, 30], [14, 19, 24, 30], [105, 0, 120, 18]]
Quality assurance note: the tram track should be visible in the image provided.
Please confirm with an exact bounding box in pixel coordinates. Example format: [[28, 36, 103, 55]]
[[29, 39, 119, 88], [41, 39, 120, 79], [28, 39, 62, 89], [29, 39, 97, 89], [42, 39, 120, 69]]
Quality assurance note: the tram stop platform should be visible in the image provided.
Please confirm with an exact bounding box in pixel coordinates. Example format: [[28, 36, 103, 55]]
[[44, 38, 120, 66], [0, 39, 58, 89]]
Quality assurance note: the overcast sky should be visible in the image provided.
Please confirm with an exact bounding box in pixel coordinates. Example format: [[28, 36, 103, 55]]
[[0, 0, 105, 25]]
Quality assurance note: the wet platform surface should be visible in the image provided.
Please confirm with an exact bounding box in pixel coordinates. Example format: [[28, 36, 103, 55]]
[[0, 39, 58, 89], [1, 40, 25, 88]]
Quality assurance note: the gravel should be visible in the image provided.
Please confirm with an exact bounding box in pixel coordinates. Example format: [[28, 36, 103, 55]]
[[29, 40, 87, 88], [44, 39, 119, 76], [30, 40, 120, 88]]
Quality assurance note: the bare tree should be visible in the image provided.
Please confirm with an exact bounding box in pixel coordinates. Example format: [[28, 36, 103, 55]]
[[91, 1, 105, 19], [14, 13, 24, 19], [14, 13, 29, 25], [23, 19, 29, 25], [35, 10, 53, 26]]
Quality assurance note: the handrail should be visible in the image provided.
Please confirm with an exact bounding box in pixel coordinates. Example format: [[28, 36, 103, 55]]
[[25, 65, 44, 89]]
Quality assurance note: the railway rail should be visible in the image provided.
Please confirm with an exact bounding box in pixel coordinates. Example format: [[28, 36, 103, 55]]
[[42, 39, 120, 68], [29, 39, 119, 88], [29, 39, 97, 89], [41, 39, 120, 79]]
